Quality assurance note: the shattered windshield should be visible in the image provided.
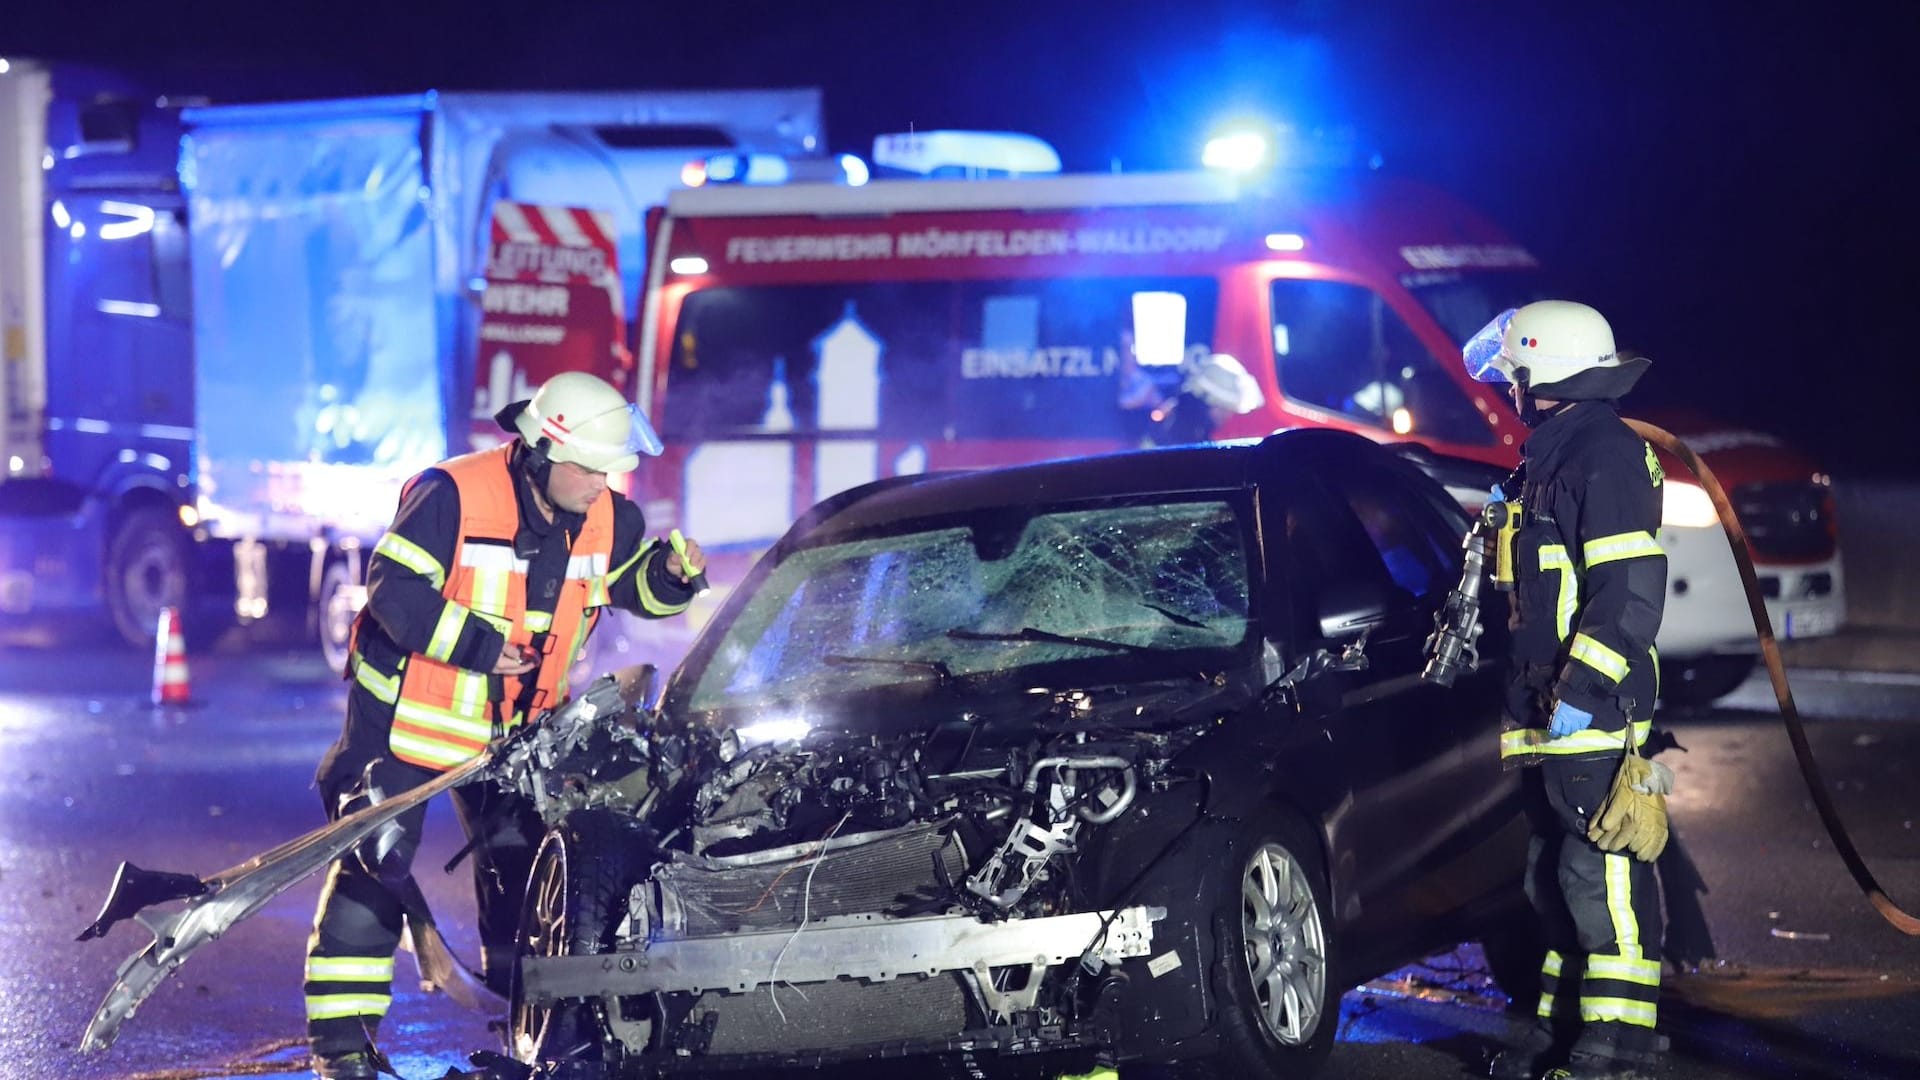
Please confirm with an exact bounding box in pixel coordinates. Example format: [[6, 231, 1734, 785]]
[[687, 498, 1252, 716]]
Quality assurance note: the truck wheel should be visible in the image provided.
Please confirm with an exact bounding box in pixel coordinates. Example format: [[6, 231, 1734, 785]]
[[1189, 816, 1336, 1078], [104, 507, 190, 649], [1661, 655, 1757, 707], [315, 559, 359, 675], [508, 811, 647, 1066]]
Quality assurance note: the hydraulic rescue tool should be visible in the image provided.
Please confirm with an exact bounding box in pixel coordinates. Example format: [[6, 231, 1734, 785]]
[[1421, 488, 1518, 687], [77, 664, 661, 1052]]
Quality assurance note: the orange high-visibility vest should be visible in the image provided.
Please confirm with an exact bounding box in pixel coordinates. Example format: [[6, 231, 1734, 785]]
[[385, 445, 614, 771]]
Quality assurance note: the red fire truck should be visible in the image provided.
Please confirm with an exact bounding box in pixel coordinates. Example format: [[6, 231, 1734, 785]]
[[616, 134, 1841, 704]]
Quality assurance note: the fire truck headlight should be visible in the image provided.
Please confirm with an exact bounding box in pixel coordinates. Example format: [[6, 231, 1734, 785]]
[[1662, 481, 1718, 529]]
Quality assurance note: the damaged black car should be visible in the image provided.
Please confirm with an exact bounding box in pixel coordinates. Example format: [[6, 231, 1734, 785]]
[[497, 429, 1528, 1078], [79, 429, 1528, 1076]]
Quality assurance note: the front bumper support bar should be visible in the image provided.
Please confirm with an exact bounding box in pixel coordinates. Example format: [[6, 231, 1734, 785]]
[[520, 904, 1164, 1004]]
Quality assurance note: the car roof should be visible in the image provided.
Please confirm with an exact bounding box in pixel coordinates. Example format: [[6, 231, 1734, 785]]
[[784, 428, 1400, 546]]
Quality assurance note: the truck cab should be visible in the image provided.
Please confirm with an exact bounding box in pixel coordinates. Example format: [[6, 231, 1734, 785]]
[[0, 63, 213, 644]]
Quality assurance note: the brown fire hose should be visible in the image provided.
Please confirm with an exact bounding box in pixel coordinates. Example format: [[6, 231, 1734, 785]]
[[1627, 419, 1920, 935]]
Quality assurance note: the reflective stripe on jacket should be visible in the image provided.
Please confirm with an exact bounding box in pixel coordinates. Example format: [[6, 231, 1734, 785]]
[[1501, 402, 1668, 764], [387, 445, 614, 770]]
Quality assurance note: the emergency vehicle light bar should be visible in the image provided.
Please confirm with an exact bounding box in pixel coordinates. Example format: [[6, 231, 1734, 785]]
[[683, 152, 864, 188], [872, 131, 1061, 177], [665, 170, 1243, 218]]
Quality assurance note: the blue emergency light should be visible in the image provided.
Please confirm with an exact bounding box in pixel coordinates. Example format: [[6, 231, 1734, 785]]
[[870, 131, 1062, 178], [1202, 130, 1269, 172]]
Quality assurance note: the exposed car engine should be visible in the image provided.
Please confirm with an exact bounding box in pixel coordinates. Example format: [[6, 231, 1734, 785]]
[[504, 685, 1198, 1066]]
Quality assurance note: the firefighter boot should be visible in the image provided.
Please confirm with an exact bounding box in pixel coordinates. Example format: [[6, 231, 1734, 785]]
[[312, 1044, 397, 1080], [1489, 1025, 1561, 1079], [1542, 1050, 1654, 1080], [311, 1050, 377, 1080]]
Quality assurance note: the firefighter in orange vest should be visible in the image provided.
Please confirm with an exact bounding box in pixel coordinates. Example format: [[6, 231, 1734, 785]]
[[304, 372, 704, 1080]]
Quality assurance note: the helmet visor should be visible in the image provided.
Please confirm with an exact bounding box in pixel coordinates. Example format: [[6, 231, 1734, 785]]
[[599, 402, 665, 462], [1463, 308, 1518, 384], [551, 402, 663, 474]]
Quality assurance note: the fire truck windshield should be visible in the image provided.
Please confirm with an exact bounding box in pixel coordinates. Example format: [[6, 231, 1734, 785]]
[[660, 277, 1219, 444], [1402, 270, 1558, 348]]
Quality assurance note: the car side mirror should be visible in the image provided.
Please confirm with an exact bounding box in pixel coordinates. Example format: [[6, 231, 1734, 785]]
[[1316, 578, 1395, 642], [1264, 625, 1372, 716]]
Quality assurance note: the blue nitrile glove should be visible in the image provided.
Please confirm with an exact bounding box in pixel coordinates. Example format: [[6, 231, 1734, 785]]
[[1490, 483, 1506, 503], [1549, 700, 1594, 739]]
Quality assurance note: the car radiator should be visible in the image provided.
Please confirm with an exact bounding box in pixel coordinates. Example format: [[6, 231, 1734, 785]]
[[653, 819, 968, 935], [651, 819, 975, 1051]]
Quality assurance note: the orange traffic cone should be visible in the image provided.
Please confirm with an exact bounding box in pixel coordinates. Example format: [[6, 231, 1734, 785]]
[[152, 606, 192, 706]]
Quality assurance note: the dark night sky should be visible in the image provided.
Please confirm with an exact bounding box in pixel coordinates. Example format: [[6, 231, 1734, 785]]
[[6, 0, 1917, 474]]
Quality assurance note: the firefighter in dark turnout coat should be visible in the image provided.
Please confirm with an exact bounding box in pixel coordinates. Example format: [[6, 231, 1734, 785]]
[[305, 373, 704, 1080], [1469, 302, 1671, 1080]]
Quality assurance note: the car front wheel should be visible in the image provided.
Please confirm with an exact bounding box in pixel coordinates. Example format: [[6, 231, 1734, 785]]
[[1192, 817, 1337, 1078], [508, 811, 645, 1066]]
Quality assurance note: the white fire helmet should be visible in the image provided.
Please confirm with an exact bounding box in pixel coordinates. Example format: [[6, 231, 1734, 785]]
[[1464, 300, 1648, 398], [511, 372, 662, 474], [1181, 353, 1265, 415]]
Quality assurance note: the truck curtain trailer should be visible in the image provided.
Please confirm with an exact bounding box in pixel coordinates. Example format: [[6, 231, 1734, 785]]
[[0, 61, 824, 661], [622, 153, 1843, 703]]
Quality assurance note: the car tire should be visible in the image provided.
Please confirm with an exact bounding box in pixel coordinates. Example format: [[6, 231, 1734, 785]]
[[314, 558, 358, 676], [104, 507, 191, 650], [508, 810, 648, 1066], [1661, 654, 1757, 707], [1188, 815, 1336, 1079]]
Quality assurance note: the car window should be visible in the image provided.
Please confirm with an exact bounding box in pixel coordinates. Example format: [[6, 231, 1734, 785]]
[[1271, 451, 1471, 647], [1269, 279, 1494, 447], [1275, 479, 1407, 640], [1334, 469, 1456, 600]]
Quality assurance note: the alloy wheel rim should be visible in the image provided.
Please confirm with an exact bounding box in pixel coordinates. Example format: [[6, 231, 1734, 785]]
[[1240, 841, 1327, 1046], [511, 843, 569, 1061]]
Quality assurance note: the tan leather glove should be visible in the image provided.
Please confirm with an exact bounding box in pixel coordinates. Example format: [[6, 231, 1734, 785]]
[[1587, 751, 1671, 862]]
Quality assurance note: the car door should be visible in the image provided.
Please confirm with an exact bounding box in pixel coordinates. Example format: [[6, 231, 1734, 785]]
[[1273, 452, 1485, 952], [1378, 451, 1526, 901]]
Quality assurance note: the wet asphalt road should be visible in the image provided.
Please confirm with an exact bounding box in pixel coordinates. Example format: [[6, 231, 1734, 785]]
[[1, 636, 1915, 1080]]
